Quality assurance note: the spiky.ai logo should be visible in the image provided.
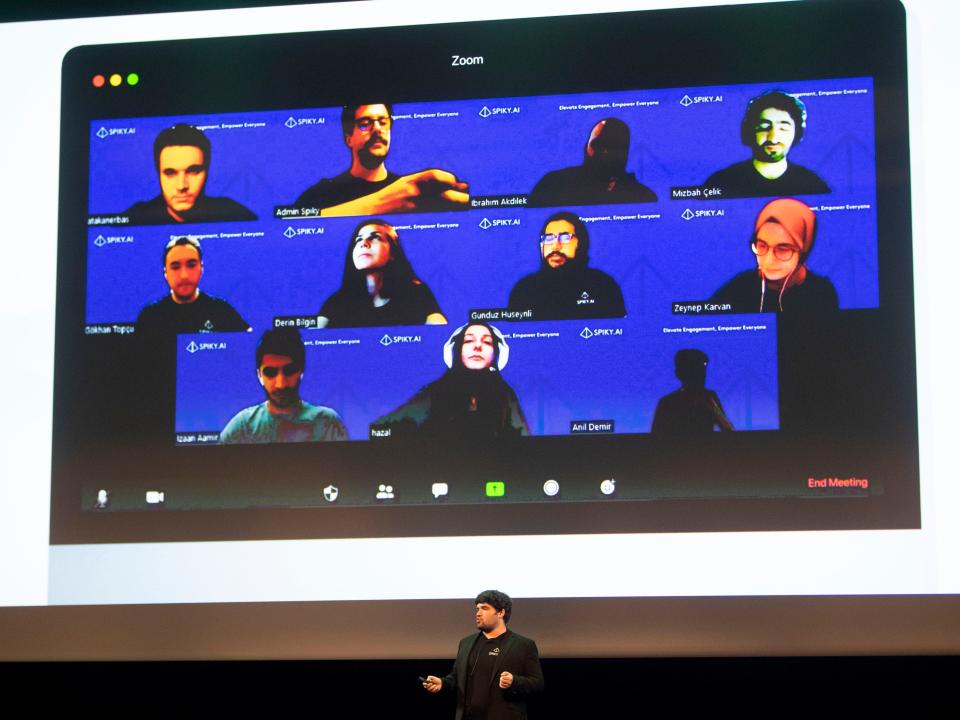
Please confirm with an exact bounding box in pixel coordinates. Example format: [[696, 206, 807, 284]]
[[186, 341, 200, 354], [284, 227, 296, 238], [680, 95, 693, 107], [96, 127, 109, 139], [479, 218, 492, 230], [94, 235, 106, 247], [478, 106, 492, 118], [380, 334, 393, 347], [681, 209, 694, 221], [285, 117, 297, 128], [580, 327, 594, 340]]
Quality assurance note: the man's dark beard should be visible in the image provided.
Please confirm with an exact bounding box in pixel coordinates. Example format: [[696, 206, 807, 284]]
[[755, 142, 786, 163], [357, 135, 388, 170], [545, 251, 580, 273]]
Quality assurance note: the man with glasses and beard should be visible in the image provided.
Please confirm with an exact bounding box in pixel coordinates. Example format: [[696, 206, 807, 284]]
[[294, 103, 470, 216], [508, 211, 626, 320], [219, 328, 348, 444]]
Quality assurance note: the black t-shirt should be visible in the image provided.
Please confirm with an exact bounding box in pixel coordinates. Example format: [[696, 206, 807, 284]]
[[703, 160, 830, 199], [295, 170, 401, 210], [123, 195, 256, 225], [464, 631, 510, 720], [508, 265, 626, 320], [651, 388, 729, 435], [135, 292, 250, 338], [709, 269, 839, 314], [318, 281, 442, 328], [529, 164, 657, 207]]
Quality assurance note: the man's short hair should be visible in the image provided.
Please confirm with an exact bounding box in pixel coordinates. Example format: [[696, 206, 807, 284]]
[[341, 103, 394, 136], [740, 90, 807, 147], [163, 236, 203, 264], [153, 124, 212, 170], [256, 328, 306, 369], [475, 589, 512, 623]]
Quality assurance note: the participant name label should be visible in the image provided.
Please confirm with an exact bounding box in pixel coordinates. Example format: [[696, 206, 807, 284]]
[[470, 308, 534, 322], [275, 316, 319, 329], [570, 420, 615, 434], [470, 195, 528, 208], [175, 432, 221, 445], [85, 323, 135, 335], [672, 301, 733, 314]]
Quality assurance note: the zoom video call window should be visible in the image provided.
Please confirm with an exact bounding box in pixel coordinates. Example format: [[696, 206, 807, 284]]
[[53, 1, 917, 543]]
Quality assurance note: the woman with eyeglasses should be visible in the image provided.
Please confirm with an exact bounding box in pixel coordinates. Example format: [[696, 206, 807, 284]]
[[316, 219, 447, 328], [709, 197, 838, 313]]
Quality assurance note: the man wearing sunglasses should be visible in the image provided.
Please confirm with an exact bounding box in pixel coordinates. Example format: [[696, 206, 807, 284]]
[[219, 328, 348, 444], [135, 236, 250, 338], [294, 103, 469, 216], [508, 211, 626, 320]]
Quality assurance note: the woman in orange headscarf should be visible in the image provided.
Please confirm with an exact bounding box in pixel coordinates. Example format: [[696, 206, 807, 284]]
[[710, 197, 838, 313]]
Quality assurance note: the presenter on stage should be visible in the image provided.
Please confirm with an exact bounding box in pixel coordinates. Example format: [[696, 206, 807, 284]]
[[423, 590, 543, 720]]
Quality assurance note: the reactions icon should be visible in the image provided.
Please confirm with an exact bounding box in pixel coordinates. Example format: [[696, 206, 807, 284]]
[[600, 478, 616, 495]]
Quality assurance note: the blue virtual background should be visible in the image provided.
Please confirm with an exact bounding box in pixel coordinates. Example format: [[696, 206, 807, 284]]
[[84, 77, 879, 326], [85, 199, 877, 327], [174, 313, 778, 439], [82, 77, 878, 441], [86, 77, 876, 218]]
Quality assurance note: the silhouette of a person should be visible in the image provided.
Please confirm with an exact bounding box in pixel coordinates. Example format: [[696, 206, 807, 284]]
[[651, 349, 734, 435]]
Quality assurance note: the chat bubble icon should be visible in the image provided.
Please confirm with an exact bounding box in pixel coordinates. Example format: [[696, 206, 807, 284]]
[[432, 482, 449, 499]]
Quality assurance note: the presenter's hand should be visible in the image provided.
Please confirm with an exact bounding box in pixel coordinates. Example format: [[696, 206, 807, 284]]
[[322, 169, 469, 216], [382, 169, 470, 212], [499, 671, 514, 689], [423, 675, 443, 693]]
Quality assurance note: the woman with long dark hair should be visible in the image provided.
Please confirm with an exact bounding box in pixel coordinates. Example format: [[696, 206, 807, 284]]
[[375, 322, 529, 440], [317, 219, 447, 328]]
